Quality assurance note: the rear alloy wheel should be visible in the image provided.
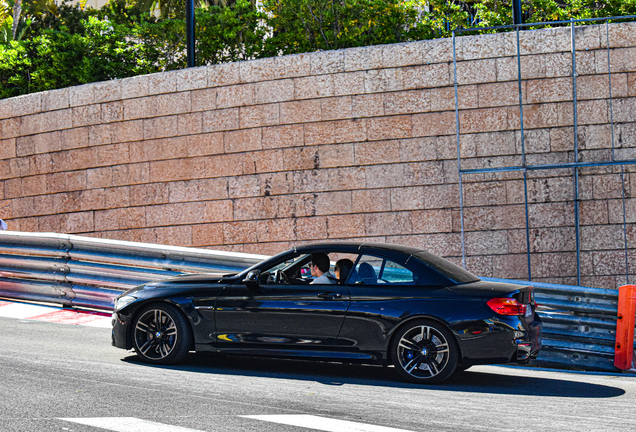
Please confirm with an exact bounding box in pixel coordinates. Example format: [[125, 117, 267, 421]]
[[391, 319, 458, 384], [132, 303, 192, 365]]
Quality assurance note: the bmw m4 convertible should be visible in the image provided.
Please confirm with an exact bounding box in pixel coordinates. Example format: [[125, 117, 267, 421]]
[[112, 242, 541, 384]]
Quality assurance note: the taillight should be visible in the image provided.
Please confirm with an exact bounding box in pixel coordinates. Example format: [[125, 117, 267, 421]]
[[487, 298, 527, 316]]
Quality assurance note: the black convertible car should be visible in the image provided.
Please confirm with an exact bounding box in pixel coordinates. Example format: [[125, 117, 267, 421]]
[[112, 242, 541, 384]]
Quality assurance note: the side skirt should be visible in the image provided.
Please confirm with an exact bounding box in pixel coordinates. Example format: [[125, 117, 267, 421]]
[[195, 344, 385, 363]]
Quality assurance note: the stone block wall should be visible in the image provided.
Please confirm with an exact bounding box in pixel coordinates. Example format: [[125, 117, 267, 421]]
[[1, 23, 635, 288]]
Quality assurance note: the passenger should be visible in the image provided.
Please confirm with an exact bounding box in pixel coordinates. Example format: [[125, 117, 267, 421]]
[[309, 253, 337, 284], [334, 259, 354, 284], [357, 262, 377, 284]]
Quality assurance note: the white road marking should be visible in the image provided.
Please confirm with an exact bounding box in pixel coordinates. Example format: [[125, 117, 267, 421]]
[[0, 303, 58, 318], [58, 417, 209, 432], [241, 415, 417, 432], [0, 301, 111, 327]]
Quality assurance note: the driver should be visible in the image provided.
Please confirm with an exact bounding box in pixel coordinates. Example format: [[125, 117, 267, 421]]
[[309, 253, 337, 284]]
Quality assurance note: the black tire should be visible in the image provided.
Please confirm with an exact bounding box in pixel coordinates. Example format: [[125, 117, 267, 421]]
[[132, 303, 192, 365], [390, 319, 459, 384]]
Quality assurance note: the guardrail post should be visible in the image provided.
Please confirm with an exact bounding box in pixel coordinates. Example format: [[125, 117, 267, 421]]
[[614, 285, 636, 370]]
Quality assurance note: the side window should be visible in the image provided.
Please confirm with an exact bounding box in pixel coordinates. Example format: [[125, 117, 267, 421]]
[[350, 255, 416, 285], [269, 252, 359, 285], [382, 260, 416, 284]]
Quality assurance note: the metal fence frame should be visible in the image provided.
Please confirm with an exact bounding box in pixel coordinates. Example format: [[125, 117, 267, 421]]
[[453, 16, 636, 285]]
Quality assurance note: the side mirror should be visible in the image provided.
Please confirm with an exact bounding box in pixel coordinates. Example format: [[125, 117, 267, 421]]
[[243, 270, 260, 286]]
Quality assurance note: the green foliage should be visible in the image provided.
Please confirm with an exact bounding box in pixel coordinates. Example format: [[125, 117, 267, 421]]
[[196, 1, 267, 64], [23, 0, 58, 19], [28, 2, 94, 34], [0, 14, 156, 97], [97, 0, 153, 25], [472, 0, 636, 28], [0, 16, 31, 43], [131, 0, 233, 19], [1, 0, 636, 99], [0, 0, 269, 97], [1, 0, 58, 41], [0, 40, 30, 98], [261, 0, 435, 55], [586, 0, 636, 18], [419, 0, 474, 38]]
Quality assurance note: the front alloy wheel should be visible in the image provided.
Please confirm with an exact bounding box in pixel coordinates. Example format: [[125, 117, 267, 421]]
[[391, 320, 458, 384], [132, 303, 191, 365]]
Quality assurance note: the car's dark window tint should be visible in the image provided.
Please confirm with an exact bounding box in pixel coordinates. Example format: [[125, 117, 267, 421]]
[[413, 251, 480, 284], [411, 262, 453, 286]]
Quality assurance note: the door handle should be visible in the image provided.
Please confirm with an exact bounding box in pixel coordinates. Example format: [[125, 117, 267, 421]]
[[318, 291, 342, 299]]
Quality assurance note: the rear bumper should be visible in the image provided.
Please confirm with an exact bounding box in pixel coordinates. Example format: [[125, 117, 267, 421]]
[[516, 313, 543, 363], [456, 313, 542, 366]]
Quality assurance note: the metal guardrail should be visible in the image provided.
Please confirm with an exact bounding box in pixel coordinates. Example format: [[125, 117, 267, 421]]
[[1, 231, 630, 372], [483, 277, 621, 372], [0, 231, 266, 310]]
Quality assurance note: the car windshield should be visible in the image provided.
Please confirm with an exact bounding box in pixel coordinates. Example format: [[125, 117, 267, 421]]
[[236, 249, 297, 278], [413, 251, 480, 284]]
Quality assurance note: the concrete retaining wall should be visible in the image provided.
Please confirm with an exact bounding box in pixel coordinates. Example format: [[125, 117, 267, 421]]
[[1, 23, 635, 288]]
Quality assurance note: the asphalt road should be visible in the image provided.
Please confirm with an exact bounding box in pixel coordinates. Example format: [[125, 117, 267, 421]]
[[1, 315, 635, 432]]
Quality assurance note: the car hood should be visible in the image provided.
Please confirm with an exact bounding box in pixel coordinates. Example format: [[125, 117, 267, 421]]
[[124, 272, 237, 296]]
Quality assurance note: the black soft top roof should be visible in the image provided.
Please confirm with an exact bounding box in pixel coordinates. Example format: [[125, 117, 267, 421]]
[[294, 241, 425, 256], [294, 241, 479, 284]]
